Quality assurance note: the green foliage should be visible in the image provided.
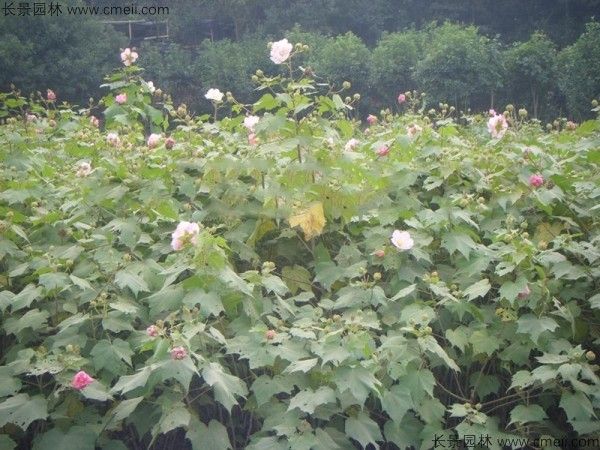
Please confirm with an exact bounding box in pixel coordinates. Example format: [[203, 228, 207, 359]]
[[369, 30, 423, 105], [505, 32, 558, 118], [414, 22, 504, 110], [557, 21, 600, 119], [0, 0, 126, 104], [309, 32, 371, 97], [1, 40, 600, 450]]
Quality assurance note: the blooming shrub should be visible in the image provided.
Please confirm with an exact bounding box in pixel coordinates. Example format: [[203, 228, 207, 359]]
[[0, 41, 599, 450]]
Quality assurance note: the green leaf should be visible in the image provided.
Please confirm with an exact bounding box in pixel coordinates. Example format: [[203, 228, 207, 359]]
[[107, 397, 144, 429], [251, 375, 297, 407], [381, 384, 413, 423], [463, 278, 491, 301], [418, 335, 460, 371], [333, 366, 382, 405], [202, 362, 248, 412], [345, 412, 382, 449], [81, 381, 113, 402], [159, 403, 190, 434], [441, 232, 477, 258], [90, 339, 133, 373], [4, 309, 49, 335], [509, 404, 548, 425], [516, 314, 559, 344], [111, 366, 153, 394], [114, 270, 150, 297], [281, 265, 313, 294], [187, 418, 233, 450], [283, 358, 318, 374], [0, 394, 47, 430], [32, 426, 96, 450], [288, 387, 335, 414]]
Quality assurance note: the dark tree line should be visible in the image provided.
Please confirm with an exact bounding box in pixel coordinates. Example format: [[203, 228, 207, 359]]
[[1, 0, 599, 119]]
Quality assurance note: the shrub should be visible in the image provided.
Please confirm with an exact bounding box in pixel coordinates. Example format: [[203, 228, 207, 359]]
[[504, 32, 558, 118], [0, 0, 126, 104], [414, 22, 504, 111], [557, 21, 600, 120], [370, 30, 424, 106], [309, 32, 371, 98]]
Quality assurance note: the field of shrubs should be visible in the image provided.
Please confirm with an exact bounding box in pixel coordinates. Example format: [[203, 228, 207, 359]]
[[0, 41, 599, 449]]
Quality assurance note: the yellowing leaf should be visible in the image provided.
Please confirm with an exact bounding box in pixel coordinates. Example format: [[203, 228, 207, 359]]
[[289, 202, 326, 240]]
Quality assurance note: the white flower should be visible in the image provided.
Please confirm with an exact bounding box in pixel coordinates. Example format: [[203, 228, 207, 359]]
[[146, 81, 156, 93], [205, 88, 224, 102], [487, 114, 508, 139], [243, 115, 260, 131], [76, 162, 92, 177], [106, 132, 120, 146], [270, 38, 293, 64], [391, 230, 414, 251], [344, 138, 359, 152], [147, 133, 161, 149], [120, 48, 138, 66]]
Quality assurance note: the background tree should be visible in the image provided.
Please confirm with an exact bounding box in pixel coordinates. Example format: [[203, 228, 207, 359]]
[[413, 23, 503, 111], [0, 0, 125, 103], [557, 21, 600, 119], [504, 33, 558, 118]]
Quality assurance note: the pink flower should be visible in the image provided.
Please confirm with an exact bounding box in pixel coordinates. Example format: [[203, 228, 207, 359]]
[[566, 121, 577, 130], [115, 93, 127, 105], [243, 115, 260, 132], [529, 174, 544, 188], [344, 138, 359, 152], [146, 325, 159, 337], [89, 116, 99, 128], [391, 230, 414, 251], [367, 114, 378, 125], [165, 136, 175, 150], [106, 132, 120, 146], [76, 161, 92, 177], [266, 330, 276, 340], [171, 221, 200, 251], [517, 284, 531, 299], [47, 89, 56, 101], [373, 249, 385, 258], [397, 93, 406, 104], [147, 133, 161, 149], [26, 113, 37, 123], [270, 38, 293, 64], [488, 109, 497, 117], [407, 124, 422, 138], [376, 145, 390, 157], [170, 346, 187, 360], [248, 133, 259, 146], [487, 114, 508, 139], [120, 48, 138, 66], [71, 370, 94, 390]]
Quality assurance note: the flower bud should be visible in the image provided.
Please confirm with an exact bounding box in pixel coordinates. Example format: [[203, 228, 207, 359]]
[[518, 108, 528, 118], [506, 104, 514, 112], [256, 69, 264, 77], [373, 272, 382, 281], [586, 351, 596, 361], [342, 81, 351, 90], [353, 93, 360, 101], [592, 99, 599, 107]]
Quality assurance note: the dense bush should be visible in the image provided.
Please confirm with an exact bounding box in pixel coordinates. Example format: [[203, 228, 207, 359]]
[[369, 31, 423, 107], [414, 23, 504, 111], [309, 33, 371, 102], [557, 22, 600, 120], [0, 0, 125, 104], [504, 33, 558, 119], [1, 42, 599, 449]]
